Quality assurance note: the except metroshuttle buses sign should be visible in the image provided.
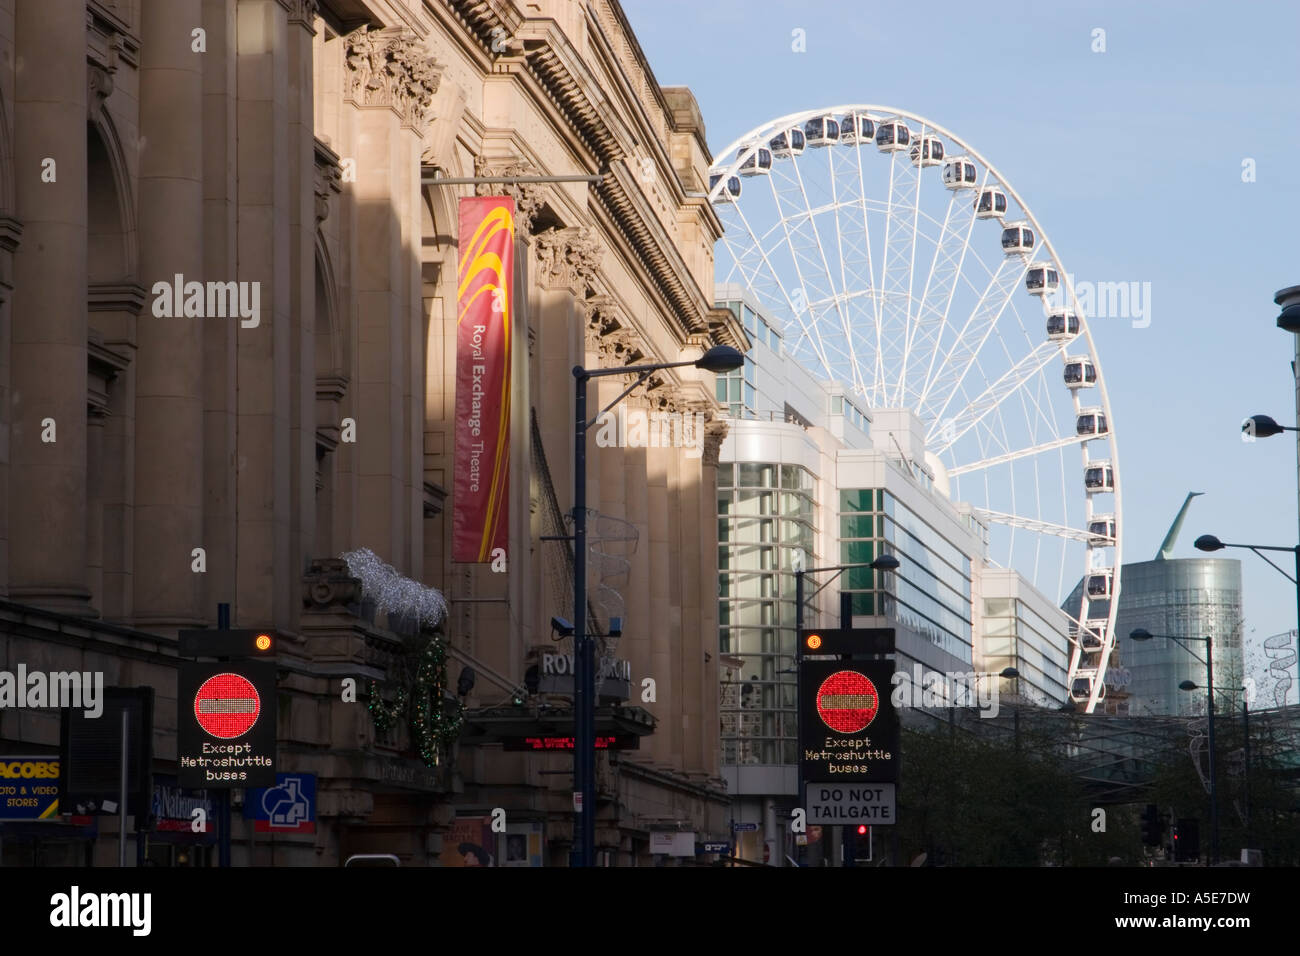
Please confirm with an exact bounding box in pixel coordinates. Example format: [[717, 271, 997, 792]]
[[799, 660, 898, 784], [177, 662, 277, 788]]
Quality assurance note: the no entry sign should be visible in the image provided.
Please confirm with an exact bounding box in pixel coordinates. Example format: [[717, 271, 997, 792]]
[[815, 670, 879, 733], [178, 661, 277, 788], [800, 659, 898, 785], [194, 673, 261, 739]]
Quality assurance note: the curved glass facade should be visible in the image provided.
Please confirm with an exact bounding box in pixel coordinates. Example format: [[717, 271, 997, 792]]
[[1065, 557, 1243, 716]]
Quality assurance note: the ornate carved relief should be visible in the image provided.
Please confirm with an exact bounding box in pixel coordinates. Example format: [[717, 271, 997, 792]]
[[314, 140, 343, 224], [533, 226, 601, 294], [702, 417, 729, 468], [303, 558, 363, 610], [344, 27, 442, 132], [87, 30, 122, 122], [473, 155, 545, 235], [288, 0, 319, 31]]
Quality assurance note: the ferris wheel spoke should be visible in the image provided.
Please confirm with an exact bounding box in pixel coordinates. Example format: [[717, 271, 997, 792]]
[[972, 508, 1092, 543], [826, 150, 869, 393], [897, 187, 975, 409], [877, 139, 924, 407], [920, 258, 1028, 429], [745, 172, 835, 376], [948, 433, 1092, 477], [929, 336, 1065, 453]]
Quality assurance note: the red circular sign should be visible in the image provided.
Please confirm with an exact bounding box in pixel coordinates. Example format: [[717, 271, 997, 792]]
[[816, 670, 879, 734], [194, 673, 261, 739]]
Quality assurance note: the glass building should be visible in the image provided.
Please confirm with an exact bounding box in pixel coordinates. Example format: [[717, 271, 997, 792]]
[[715, 284, 1073, 863], [1065, 557, 1243, 716]]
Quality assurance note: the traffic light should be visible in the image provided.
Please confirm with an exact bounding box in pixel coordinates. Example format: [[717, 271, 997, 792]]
[[178, 629, 277, 659], [1171, 818, 1200, 862], [1140, 803, 1162, 846]]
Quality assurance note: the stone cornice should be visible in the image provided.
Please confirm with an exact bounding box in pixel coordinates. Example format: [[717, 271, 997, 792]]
[[87, 281, 148, 315], [437, 0, 525, 62], [592, 162, 711, 341], [344, 26, 442, 132], [516, 20, 625, 171]]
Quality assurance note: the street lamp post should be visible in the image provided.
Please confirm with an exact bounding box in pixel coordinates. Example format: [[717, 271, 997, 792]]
[[1194, 533, 1300, 699], [1240, 684, 1252, 844], [1130, 627, 1217, 865], [571, 344, 743, 867]]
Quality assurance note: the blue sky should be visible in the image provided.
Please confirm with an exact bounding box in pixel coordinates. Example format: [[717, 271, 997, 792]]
[[623, 0, 1300, 659]]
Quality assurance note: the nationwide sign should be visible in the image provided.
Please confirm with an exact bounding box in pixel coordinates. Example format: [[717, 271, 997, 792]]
[[805, 783, 896, 825], [177, 662, 276, 788], [0, 757, 60, 820], [452, 195, 514, 563], [244, 773, 316, 834], [799, 660, 898, 784]]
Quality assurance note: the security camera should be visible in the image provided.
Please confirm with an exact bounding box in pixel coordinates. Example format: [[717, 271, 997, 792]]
[[550, 616, 575, 637]]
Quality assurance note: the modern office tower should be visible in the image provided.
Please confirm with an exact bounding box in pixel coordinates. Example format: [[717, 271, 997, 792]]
[[1063, 493, 1244, 716]]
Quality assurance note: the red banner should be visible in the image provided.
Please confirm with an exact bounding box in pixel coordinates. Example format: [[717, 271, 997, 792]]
[[452, 197, 514, 562]]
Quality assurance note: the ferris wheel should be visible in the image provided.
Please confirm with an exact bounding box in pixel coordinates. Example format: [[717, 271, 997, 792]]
[[708, 106, 1122, 713]]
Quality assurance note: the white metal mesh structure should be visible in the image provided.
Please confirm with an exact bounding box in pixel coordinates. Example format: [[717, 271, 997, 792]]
[[708, 106, 1122, 713]]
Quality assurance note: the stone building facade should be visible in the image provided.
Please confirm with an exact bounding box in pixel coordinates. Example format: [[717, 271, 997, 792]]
[[0, 0, 741, 865]]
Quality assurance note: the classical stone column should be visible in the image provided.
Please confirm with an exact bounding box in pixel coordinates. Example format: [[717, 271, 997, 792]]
[[344, 25, 438, 578], [287, 0, 319, 636], [133, 0, 206, 627], [235, 0, 291, 627], [0, 221, 21, 597], [9, 0, 90, 613], [646, 439, 674, 768]]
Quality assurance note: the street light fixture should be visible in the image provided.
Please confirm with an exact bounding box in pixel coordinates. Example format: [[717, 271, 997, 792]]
[[1130, 627, 1218, 865], [568, 344, 743, 868], [1242, 414, 1298, 439], [1194, 534, 1300, 683]]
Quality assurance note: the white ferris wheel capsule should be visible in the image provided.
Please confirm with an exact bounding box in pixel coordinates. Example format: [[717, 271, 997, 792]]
[[942, 157, 978, 189], [1063, 355, 1098, 389], [838, 113, 875, 145], [1001, 220, 1035, 256], [769, 127, 805, 157], [803, 115, 839, 147], [910, 134, 944, 167], [874, 118, 910, 151], [708, 105, 1122, 714], [1025, 261, 1059, 296], [974, 185, 1007, 218], [739, 145, 773, 177]]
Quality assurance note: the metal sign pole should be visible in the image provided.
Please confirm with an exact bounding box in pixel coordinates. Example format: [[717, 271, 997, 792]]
[[118, 707, 128, 867]]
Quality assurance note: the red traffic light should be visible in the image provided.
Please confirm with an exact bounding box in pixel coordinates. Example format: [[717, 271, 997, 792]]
[[857, 825, 867, 835]]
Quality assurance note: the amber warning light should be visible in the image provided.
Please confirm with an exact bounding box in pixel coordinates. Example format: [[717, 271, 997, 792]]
[[805, 633, 822, 650], [255, 634, 272, 651]]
